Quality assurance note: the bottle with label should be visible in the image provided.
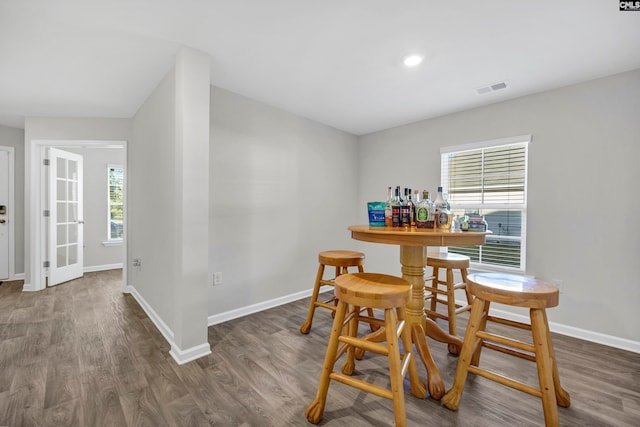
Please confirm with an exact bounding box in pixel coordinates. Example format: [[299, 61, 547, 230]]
[[435, 186, 452, 230], [384, 186, 392, 227], [416, 190, 435, 228], [391, 187, 401, 228], [412, 189, 420, 227], [401, 188, 411, 228]]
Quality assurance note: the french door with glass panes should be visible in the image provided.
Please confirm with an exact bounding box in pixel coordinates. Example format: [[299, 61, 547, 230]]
[[48, 148, 83, 286]]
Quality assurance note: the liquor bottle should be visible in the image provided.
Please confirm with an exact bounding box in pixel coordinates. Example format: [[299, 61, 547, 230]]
[[435, 186, 452, 230], [416, 190, 435, 228], [401, 188, 411, 228], [408, 189, 416, 228], [384, 186, 392, 227], [413, 189, 420, 226], [391, 187, 401, 228]]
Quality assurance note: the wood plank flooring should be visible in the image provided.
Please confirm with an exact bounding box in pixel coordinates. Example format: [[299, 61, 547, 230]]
[[1, 270, 639, 426]]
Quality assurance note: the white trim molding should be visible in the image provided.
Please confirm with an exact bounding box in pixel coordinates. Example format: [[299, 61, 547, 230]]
[[126, 284, 212, 365], [125, 284, 174, 344], [488, 306, 640, 354], [169, 343, 212, 365], [84, 263, 123, 273], [208, 286, 328, 326]]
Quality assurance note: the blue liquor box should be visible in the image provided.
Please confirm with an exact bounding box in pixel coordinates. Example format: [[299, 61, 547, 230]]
[[367, 202, 386, 226]]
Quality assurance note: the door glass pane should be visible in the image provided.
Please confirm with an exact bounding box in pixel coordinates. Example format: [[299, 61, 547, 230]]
[[57, 158, 66, 178], [57, 179, 66, 200], [68, 244, 77, 265], [68, 203, 77, 222], [57, 246, 67, 267], [57, 202, 67, 222], [57, 225, 67, 245], [68, 181, 77, 202], [68, 160, 77, 181], [68, 224, 78, 244]]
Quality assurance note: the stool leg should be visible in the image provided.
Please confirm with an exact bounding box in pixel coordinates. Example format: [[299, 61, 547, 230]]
[[442, 297, 488, 411], [530, 308, 559, 426], [397, 307, 426, 399], [300, 264, 326, 334], [384, 307, 407, 427], [341, 305, 360, 376], [460, 268, 473, 307], [446, 267, 457, 336], [305, 300, 349, 424], [427, 267, 439, 320], [470, 300, 490, 367], [541, 310, 571, 408]]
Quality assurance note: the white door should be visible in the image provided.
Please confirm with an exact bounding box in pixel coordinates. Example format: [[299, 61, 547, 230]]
[[0, 150, 9, 280], [48, 148, 84, 286]]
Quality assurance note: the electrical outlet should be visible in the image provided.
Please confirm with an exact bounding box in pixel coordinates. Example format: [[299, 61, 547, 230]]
[[214, 272, 222, 285], [133, 258, 141, 268]]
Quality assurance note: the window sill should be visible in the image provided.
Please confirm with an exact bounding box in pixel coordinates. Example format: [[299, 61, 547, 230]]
[[102, 240, 123, 247]]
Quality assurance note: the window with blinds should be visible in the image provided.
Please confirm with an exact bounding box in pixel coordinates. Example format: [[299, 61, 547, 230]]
[[108, 165, 124, 240], [440, 135, 529, 270]]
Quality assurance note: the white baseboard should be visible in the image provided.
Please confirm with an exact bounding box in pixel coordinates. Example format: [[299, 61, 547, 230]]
[[21, 282, 36, 292], [488, 306, 640, 354], [84, 263, 123, 273], [212, 289, 638, 354], [13, 272, 25, 280], [170, 343, 212, 365], [208, 286, 329, 326], [126, 284, 211, 365], [125, 285, 175, 343]]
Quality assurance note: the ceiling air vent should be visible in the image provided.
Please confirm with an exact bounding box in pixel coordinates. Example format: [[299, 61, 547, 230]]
[[475, 81, 508, 95]]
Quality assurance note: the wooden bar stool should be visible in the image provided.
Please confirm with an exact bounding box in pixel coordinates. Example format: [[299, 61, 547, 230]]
[[305, 273, 425, 427], [442, 273, 571, 427], [300, 250, 374, 334], [424, 252, 473, 337]]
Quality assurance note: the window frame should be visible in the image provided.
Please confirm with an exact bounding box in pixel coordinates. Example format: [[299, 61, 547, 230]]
[[440, 135, 530, 272], [107, 164, 124, 241]]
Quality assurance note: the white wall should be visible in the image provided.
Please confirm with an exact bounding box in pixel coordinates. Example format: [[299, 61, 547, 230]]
[[358, 69, 640, 346], [209, 87, 360, 317], [65, 147, 124, 269], [0, 125, 24, 276], [129, 48, 210, 362]]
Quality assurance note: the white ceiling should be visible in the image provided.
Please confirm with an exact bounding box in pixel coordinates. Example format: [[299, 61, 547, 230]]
[[1, 1, 639, 135]]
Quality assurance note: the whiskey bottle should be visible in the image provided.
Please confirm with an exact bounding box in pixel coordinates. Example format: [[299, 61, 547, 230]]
[[384, 186, 392, 227], [391, 187, 401, 228], [435, 186, 452, 230]]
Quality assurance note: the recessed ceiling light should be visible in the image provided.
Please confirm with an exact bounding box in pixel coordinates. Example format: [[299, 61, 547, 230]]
[[403, 54, 423, 67]]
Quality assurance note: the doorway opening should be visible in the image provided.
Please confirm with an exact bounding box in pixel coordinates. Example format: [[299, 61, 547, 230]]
[[28, 140, 127, 292]]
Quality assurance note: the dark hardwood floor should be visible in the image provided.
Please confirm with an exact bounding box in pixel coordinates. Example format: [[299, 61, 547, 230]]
[[0, 269, 638, 426]]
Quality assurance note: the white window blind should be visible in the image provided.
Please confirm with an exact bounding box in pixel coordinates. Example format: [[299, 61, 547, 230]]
[[441, 135, 529, 270], [108, 165, 124, 240]]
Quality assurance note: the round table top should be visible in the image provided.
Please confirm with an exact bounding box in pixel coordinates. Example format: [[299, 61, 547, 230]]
[[348, 224, 490, 247]]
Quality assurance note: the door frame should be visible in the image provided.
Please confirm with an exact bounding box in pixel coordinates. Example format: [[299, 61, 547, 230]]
[[27, 139, 127, 292], [0, 145, 15, 281]]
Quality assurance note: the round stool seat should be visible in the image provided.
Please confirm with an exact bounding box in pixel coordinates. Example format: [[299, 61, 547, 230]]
[[467, 272, 559, 309], [335, 273, 410, 309], [426, 252, 470, 269], [319, 250, 365, 267]]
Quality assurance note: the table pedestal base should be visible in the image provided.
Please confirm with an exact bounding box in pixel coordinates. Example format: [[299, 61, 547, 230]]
[[400, 246, 464, 399]]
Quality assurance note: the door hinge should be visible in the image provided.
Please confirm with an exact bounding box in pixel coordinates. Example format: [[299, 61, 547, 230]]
[[43, 158, 50, 166], [43, 210, 50, 217], [43, 261, 50, 268]]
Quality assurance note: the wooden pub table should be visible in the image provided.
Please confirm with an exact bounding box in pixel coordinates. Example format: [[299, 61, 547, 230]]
[[348, 225, 491, 399]]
